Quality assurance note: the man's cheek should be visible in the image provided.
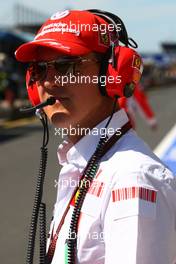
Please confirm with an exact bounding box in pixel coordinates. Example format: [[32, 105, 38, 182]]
[[36, 84, 46, 100]]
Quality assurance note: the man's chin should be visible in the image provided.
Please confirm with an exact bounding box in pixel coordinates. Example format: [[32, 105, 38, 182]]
[[50, 111, 72, 128]]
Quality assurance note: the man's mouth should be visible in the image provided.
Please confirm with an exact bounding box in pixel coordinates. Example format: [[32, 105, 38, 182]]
[[54, 97, 69, 103]]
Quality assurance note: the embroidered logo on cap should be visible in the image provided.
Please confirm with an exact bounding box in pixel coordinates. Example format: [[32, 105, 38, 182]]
[[132, 55, 143, 83], [50, 10, 70, 20], [132, 55, 143, 73]]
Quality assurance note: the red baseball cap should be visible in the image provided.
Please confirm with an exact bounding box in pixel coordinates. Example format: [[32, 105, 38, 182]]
[[15, 10, 112, 62]]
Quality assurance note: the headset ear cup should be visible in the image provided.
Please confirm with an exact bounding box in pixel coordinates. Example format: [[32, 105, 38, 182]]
[[105, 46, 143, 98], [123, 83, 135, 98], [26, 70, 41, 106]]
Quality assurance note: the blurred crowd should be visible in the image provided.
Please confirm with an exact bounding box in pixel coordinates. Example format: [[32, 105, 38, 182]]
[[0, 52, 26, 109], [141, 54, 176, 88]]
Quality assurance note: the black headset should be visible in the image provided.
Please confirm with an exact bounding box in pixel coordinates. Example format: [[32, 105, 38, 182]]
[[87, 9, 138, 48], [87, 9, 139, 97]]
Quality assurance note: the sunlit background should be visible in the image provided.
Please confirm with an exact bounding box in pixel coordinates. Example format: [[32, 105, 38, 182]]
[[1, 0, 176, 52]]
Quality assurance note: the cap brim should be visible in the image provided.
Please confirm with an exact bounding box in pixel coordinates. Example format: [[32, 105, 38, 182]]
[[15, 39, 91, 62]]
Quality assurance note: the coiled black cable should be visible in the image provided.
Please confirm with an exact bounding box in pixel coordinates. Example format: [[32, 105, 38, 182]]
[[26, 111, 49, 264], [39, 203, 47, 264]]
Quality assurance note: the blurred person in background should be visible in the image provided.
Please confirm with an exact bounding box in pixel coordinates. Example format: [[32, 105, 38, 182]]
[[15, 9, 176, 264], [0, 53, 18, 110]]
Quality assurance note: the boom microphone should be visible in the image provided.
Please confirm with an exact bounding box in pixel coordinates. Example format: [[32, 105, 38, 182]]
[[20, 97, 56, 113]]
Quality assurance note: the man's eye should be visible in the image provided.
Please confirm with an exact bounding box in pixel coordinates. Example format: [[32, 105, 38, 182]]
[[55, 62, 74, 74]]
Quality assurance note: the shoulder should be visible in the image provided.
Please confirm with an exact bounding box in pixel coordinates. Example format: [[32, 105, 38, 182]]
[[101, 129, 176, 190]]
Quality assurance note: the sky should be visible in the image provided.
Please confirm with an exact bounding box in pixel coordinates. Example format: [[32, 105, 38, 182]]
[[0, 0, 176, 53]]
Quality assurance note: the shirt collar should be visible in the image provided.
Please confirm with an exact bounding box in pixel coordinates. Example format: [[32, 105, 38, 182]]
[[57, 109, 129, 168]]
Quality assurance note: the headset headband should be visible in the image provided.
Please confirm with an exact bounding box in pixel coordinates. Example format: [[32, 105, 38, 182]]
[[87, 9, 138, 48], [87, 9, 141, 98]]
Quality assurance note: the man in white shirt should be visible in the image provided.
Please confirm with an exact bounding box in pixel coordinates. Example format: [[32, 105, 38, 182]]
[[15, 9, 176, 264]]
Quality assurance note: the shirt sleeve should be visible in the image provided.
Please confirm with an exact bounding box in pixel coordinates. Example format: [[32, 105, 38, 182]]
[[103, 165, 176, 264]]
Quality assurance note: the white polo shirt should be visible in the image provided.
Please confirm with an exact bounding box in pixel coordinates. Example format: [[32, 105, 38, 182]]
[[47, 109, 176, 264]]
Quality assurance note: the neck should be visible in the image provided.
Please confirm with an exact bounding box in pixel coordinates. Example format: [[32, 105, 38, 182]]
[[67, 102, 119, 145]]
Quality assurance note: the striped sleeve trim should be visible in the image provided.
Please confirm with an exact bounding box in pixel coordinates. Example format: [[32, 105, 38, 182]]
[[88, 180, 105, 198], [112, 186, 157, 203]]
